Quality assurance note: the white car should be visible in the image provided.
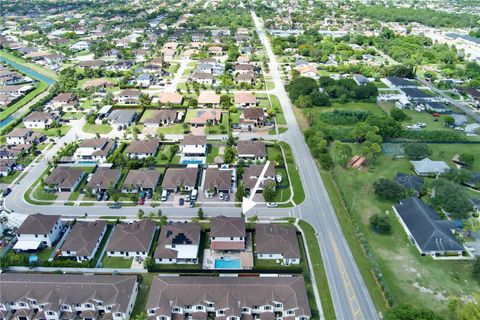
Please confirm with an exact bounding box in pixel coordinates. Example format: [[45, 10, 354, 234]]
[[219, 192, 224, 200], [266, 202, 278, 208]]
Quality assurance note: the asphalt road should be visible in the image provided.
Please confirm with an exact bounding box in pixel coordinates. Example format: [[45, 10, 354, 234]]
[[251, 12, 379, 320], [3, 12, 379, 320]]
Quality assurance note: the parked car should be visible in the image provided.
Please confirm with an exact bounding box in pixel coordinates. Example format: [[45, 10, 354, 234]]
[[109, 203, 121, 209], [266, 202, 278, 208], [224, 193, 230, 201], [146, 190, 152, 199], [103, 192, 109, 201], [186, 194, 191, 202], [138, 198, 145, 205], [189, 200, 195, 208], [96, 192, 104, 201], [2, 188, 11, 197], [219, 192, 224, 200], [179, 198, 185, 206], [140, 191, 147, 200]]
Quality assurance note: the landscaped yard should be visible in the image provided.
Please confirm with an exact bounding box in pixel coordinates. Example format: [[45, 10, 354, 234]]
[[61, 112, 84, 120], [34, 125, 71, 137], [207, 146, 220, 163], [101, 256, 133, 268], [82, 123, 113, 134], [156, 123, 186, 134]]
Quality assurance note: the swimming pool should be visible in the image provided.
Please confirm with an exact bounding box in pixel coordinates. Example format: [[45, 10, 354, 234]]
[[182, 159, 204, 165], [214, 258, 241, 269]]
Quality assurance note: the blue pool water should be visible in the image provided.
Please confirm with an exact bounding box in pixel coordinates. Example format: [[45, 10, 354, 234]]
[[214, 258, 241, 269], [182, 159, 204, 165]]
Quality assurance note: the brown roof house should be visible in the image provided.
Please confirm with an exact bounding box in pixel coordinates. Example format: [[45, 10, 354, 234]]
[[0, 274, 139, 320], [73, 138, 117, 164], [122, 169, 161, 193], [188, 109, 222, 127], [6, 128, 44, 145], [237, 140, 267, 162], [158, 92, 183, 105], [243, 163, 276, 193], [153, 223, 201, 264], [51, 92, 77, 109], [106, 219, 156, 258], [60, 220, 108, 262], [234, 92, 257, 108], [203, 167, 233, 196], [24, 111, 59, 129], [192, 71, 214, 85], [125, 138, 159, 159], [198, 91, 220, 107], [143, 110, 178, 127], [86, 167, 122, 194], [240, 108, 266, 130], [255, 224, 301, 265], [146, 276, 311, 320], [161, 167, 199, 193], [44, 167, 86, 192], [14, 213, 62, 250], [210, 215, 245, 250], [235, 72, 255, 85]]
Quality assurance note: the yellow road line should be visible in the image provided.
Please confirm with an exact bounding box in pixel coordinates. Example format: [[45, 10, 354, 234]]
[[329, 231, 364, 320]]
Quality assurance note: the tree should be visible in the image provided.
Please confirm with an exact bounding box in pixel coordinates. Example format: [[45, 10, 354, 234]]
[[351, 122, 377, 141], [263, 183, 276, 202], [205, 120, 213, 133], [390, 108, 409, 122], [286, 76, 318, 101], [403, 142, 432, 160], [236, 183, 245, 203], [137, 209, 144, 219], [384, 304, 442, 320], [360, 141, 381, 162], [197, 207, 204, 220], [369, 214, 392, 234], [459, 153, 475, 168], [431, 179, 473, 220], [444, 116, 455, 127], [334, 141, 353, 167], [318, 153, 334, 170], [143, 257, 154, 271], [220, 94, 231, 109], [223, 146, 236, 164], [310, 91, 331, 107], [374, 178, 406, 201]]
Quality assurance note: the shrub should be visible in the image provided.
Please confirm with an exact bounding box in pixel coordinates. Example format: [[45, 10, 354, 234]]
[[369, 214, 392, 234]]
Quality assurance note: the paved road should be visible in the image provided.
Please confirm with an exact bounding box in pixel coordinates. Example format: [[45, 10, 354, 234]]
[[3, 12, 379, 320], [420, 79, 480, 123], [251, 12, 378, 320]]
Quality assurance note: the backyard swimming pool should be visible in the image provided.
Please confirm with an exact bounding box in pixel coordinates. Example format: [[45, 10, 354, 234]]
[[214, 258, 241, 269]]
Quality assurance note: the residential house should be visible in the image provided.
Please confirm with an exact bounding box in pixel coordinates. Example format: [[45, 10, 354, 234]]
[[78, 60, 105, 69], [74, 138, 117, 163], [208, 46, 223, 56], [188, 109, 221, 127], [24, 111, 58, 129], [401, 88, 437, 102], [116, 89, 141, 105], [0, 274, 138, 320], [14, 213, 62, 250], [234, 92, 257, 108], [69, 40, 90, 51], [394, 172, 424, 195], [143, 110, 178, 127], [44, 167, 86, 192], [210, 215, 245, 250], [60, 220, 107, 262], [122, 169, 161, 193], [393, 197, 464, 256], [136, 73, 152, 88], [51, 92, 77, 109], [6, 128, 43, 145], [353, 74, 369, 85], [411, 158, 450, 176], [161, 167, 199, 193], [180, 134, 207, 163], [107, 109, 137, 127], [240, 108, 266, 130], [235, 63, 254, 75], [192, 71, 214, 85], [237, 140, 267, 162], [86, 167, 122, 194], [204, 167, 233, 195], [384, 76, 416, 88], [0, 159, 15, 177], [158, 92, 183, 105], [145, 276, 311, 320], [255, 224, 301, 265], [296, 64, 317, 78], [243, 163, 276, 193], [198, 91, 220, 107], [106, 219, 156, 258], [125, 138, 159, 159], [153, 223, 201, 264], [235, 72, 255, 85]]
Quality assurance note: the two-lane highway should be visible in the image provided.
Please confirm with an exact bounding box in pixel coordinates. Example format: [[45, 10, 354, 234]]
[[251, 11, 379, 320]]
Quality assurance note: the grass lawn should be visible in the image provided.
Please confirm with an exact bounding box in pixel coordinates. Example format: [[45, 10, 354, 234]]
[[273, 167, 291, 202], [82, 123, 113, 134], [327, 146, 480, 314], [157, 123, 186, 134], [280, 142, 305, 205], [42, 125, 71, 137], [0, 50, 58, 80], [101, 256, 133, 268], [206, 112, 229, 134], [299, 220, 336, 320], [0, 171, 20, 184], [207, 146, 220, 163], [131, 274, 153, 317], [0, 81, 48, 120], [31, 183, 58, 203], [270, 94, 286, 125], [61, 112, 83, 120]]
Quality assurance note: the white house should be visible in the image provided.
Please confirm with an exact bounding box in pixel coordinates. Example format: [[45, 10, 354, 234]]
[[60, 220, 107, 262], [14, 213, 62, 251]]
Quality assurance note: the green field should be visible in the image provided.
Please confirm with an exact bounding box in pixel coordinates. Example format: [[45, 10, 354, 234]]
[[82, 123, 113, 134]]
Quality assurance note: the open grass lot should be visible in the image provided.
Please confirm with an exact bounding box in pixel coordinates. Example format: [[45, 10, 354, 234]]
[[82, 123, 113, 134], [101, 256, 133, 268], [61, 112, 83, 120], [327, 144, 480, 314], [0, 50, 58, 80], [0, 81, 48, 120], [307, 101, 385, 118]]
